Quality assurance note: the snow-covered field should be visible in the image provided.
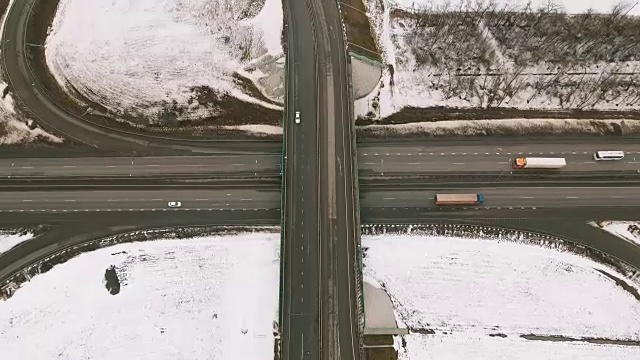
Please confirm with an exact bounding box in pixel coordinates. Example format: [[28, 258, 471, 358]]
[[359, 0, 640, 122], [0, 233, 280, 360], [596, 221, 640, 247], [4, 226, 640, 359], [45, 0, 284, 125], [363, 234, 640, 359], [0, 230, 34, 255]]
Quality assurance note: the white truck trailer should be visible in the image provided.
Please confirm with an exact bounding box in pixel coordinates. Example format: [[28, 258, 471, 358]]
[[513, 157, 566, 169]]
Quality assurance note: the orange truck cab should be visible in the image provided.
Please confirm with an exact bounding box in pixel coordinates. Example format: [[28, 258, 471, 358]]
[[513, 157, 527, 169]]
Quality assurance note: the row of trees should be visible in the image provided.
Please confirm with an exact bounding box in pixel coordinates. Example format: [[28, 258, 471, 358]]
[[398, 0, 640, 68], [420, 63, 640, 109]]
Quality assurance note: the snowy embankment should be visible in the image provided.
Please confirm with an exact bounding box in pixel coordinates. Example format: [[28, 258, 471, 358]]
[[0, 230, 34, 255], [45, 0, 284, 127], [594, 221, 640, 248], [0, 233, 280, 360], [0, 2, 62, 145], [363, 233, 640, 359], [0, 82, 63, 145], [358, 0, 640, 134]]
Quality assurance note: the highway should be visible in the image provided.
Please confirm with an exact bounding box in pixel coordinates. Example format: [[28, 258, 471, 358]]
[[4, 192, 640, 284], [3, 141, 640, 178], [2, 186, 640, 212], [280, 0, 320, 358]]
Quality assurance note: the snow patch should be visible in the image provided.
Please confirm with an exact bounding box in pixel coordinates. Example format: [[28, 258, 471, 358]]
[[595, 221, 640, 248], [224, 124, 282, 135], [0, 233, 280, 360], [363, 274, 383, 289], [0, 230, 34, 255], [251, 0, 284, 55]]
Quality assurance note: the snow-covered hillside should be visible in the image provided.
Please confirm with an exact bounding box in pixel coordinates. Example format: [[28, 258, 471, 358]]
[[0, 233, 280, 360], [363, 233, 640, 359], [45, 0, 284, 125]]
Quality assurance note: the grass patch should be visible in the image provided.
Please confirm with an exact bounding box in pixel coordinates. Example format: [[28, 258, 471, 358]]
[[341, 0, 382, 62]]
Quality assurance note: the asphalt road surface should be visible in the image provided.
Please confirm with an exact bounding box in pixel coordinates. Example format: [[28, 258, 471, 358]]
[[2, 187, 640, 213], [0, 156, 279, 177], [0, 189, 279, 212], [4, 140, 640, 178], [312, 0, 362, 358], [361, 187, 640, 208], [358, 140, 640, 173], [280, 0, 320, 358]]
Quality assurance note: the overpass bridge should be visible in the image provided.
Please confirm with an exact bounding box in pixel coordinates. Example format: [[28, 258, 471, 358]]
[[279, 0, 365, 358]]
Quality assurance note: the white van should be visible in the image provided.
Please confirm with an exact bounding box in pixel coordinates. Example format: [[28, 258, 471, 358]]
[[295, 111, 300, 124], [593, 151, 625, 161]]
